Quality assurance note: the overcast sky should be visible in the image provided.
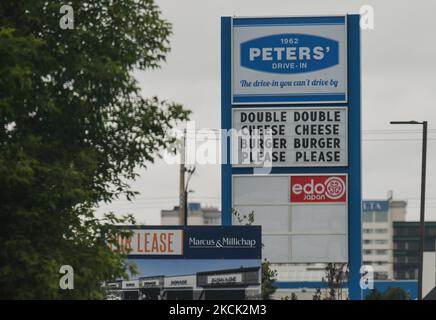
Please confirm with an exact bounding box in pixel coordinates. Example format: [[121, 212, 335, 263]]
[[98, 0, 436, 224]]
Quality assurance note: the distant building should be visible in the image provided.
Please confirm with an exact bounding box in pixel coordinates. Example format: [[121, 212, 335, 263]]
[[393, 221, 436, 280], [161, 202, 221, 225], [362, 197, 407, 280]]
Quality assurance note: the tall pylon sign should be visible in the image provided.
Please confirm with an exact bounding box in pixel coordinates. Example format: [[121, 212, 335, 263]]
[[221, 15, 362, 299]]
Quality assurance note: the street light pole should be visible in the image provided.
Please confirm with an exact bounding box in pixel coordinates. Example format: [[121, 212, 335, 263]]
[[418, 121, 427, 300], [390, 120, 428, 300]]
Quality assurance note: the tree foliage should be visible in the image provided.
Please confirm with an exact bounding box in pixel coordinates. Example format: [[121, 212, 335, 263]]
[[365, 287, 411, 300], [261, 259, 278, 300], [0, 1, 190, 299], [232, 208, 277, 300], [313, 263, 348, 300]]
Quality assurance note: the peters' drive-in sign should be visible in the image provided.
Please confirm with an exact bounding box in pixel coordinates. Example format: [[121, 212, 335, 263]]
[[233, 107, 347, 167], [232, 16, 347, 104], [223, 14, 362, 299]]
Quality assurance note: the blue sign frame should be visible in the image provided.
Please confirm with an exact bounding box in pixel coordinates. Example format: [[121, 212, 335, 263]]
[[221, 15, 362, 299]]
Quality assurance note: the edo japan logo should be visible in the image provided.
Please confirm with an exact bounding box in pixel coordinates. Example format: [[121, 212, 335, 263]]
[[324, 177, 346, 200]]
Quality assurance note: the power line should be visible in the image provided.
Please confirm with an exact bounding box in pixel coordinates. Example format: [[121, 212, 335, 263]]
[[363, 138, 436, 142]]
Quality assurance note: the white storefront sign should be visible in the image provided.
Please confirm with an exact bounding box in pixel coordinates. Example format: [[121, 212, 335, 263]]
[[122, 280, 139, 290], [207, 273, 243, 285], [140, 279, 161, 287], [164, 275, 196, 288], [232, 107, 347, 167]]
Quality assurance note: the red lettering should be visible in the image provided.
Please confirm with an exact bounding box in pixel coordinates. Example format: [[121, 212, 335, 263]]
[[168, 233, 174, 253]]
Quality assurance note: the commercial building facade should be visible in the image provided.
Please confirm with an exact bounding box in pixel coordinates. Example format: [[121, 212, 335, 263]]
[[361, 198, 407, 280], [393, 221, 436, 280], [104, 267, 261, 300]]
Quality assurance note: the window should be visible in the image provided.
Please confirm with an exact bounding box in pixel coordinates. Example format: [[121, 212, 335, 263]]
[[363, 250, 372, 255], [375, 228, 388, 234], [375, 239, 388, 245], [363, 240, 373, 244], [363, 211, 373, 222], [407, 256, 419, 264], [425, 239, 436, 251], [394, 227, 419, 237], [394, 242, 406, 250], [204, 218, 221, 225], [363, 229, 373, 234], [375, 250, 388, 255], [426, 228, 436, 236], [402, 241, 419, 250], [395, 256, 406, 263], [374, 272, 388, 280], [375, 211, 388, 222]]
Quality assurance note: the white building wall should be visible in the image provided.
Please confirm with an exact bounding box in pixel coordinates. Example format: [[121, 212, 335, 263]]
[[362, 220, 392, 279], [362, 199, 407, 280]]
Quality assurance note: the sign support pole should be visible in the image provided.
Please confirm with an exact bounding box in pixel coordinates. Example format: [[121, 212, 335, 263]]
[[346, 14, 362, 300]]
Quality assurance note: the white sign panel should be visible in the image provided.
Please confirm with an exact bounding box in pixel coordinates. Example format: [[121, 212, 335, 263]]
[[122, 280, 139, 290], [207, 273, 243, 285], [232, 16, 347, 104], [164, 275, 196, 288], [232, 107, 347, 167], [140, 279, 160, 287], [233, 174, 348, 263]]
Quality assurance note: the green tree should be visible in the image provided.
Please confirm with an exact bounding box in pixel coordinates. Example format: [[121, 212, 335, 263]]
[[232, 209, 277, 300], [313, 263, 348, 300], [365, 288, 383, 300], [365, 287, 410, 300], [261, 259, 278, 300], [0, 1, 190, 299], [312, 288, 322, 300]]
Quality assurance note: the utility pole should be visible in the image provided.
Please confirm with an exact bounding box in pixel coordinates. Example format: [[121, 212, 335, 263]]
[[179, 129, 186, 226], [184, 166, 196, 226]]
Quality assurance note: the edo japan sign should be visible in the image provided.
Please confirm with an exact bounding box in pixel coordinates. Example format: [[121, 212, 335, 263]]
[[232, 16, 347, 104], [290, 175, 347, 203], [232, 107, 347, 167]]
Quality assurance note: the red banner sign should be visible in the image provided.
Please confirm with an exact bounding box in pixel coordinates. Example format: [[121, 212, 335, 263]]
[[290, 175, 347, 203]]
